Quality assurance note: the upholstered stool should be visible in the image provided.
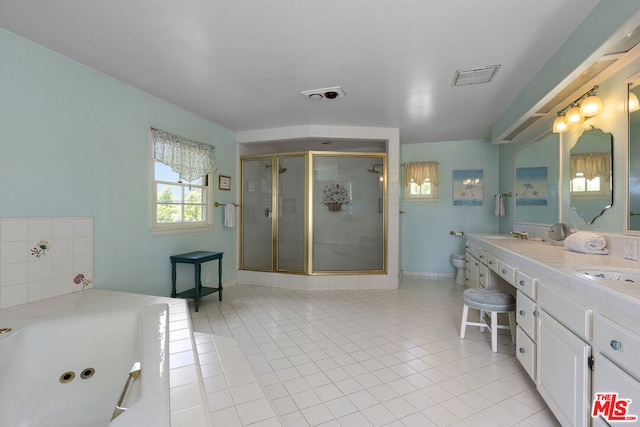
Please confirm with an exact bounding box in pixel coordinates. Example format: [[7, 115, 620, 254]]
[[459, 288, 516, 352]]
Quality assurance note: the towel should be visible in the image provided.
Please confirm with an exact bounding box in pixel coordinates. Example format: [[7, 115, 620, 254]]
[[494, 194, 505, 216], [563, 231, 608, 255], [224, 204, 236, 228]]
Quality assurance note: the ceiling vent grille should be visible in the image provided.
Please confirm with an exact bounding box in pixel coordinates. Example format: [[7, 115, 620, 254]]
[[500, 115, 544, 143], [452, 65, 501, 86]]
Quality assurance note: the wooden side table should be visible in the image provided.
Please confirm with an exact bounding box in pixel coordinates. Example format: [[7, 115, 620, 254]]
[[170, 251, 223, 312]]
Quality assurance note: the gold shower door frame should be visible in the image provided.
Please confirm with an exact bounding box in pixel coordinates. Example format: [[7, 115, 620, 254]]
[[240, 151, 387, 275]]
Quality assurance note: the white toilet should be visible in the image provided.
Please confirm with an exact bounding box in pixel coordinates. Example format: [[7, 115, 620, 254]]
[[451, 254, 466, 285]]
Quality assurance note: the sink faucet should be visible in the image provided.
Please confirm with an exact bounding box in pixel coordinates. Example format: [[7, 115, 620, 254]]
[[509, 231, 528, 240]]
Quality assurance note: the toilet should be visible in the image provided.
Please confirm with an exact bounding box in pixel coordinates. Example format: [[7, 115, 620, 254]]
[[451, 254, 466, 285]]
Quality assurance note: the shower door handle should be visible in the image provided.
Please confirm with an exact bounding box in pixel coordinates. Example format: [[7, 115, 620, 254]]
[[265, 207, 272, 218]]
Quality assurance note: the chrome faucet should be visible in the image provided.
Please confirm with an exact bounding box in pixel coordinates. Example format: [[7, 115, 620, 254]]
[[509, 231, 528, 240]]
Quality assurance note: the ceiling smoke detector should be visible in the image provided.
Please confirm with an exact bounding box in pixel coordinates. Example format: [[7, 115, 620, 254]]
[[301, 86, 346, 102], [452, 65, 501, 86]]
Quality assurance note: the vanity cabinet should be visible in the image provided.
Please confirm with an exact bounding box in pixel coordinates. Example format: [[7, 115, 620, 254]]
[[514, 270, 539, 382], [592, 314, 640, 424], [465, 243, 482, 288], [468, 234, 640, 427], [538, 309, 592, 427], [538, 281, 592, 427]]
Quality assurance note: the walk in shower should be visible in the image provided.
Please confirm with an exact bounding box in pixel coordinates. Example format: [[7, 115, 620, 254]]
[[241, 152, 386, 275]]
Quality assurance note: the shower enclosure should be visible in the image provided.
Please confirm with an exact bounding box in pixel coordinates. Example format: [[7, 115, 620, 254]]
[[241, 152, 386, 274]]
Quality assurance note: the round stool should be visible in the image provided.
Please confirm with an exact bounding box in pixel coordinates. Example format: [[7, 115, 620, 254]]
[[459, 288, 516, 352]]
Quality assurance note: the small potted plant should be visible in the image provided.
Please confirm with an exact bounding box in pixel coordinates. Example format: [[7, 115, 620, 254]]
[[322, 183, 350, 211]]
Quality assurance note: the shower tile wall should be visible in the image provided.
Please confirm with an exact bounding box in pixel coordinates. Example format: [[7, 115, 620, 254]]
[[0, 217, 94, 308]]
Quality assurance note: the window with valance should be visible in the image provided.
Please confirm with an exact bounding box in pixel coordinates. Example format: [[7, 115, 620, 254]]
[[569, 152, 611, 196], [150, 128, 217, 234], [403, 161, 439, 200], [152, 128, 217, 181]]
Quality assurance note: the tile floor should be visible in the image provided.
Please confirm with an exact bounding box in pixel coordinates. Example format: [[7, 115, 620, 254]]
[[189, 275, 561, 427]]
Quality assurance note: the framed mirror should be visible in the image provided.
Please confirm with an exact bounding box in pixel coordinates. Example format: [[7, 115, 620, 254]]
[[569, 128, 613, 224], [628, 78, 640, 232], [514, 133, 560, 224]]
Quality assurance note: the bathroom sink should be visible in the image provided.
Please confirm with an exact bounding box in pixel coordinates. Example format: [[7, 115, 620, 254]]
[[574, 268, 640, 284]]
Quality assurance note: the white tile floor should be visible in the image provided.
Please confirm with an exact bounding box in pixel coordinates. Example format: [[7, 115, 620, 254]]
[[189, 275, 561, 427]]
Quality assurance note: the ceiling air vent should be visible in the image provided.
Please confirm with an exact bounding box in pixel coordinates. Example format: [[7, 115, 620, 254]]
[[501, 115, 544, 143], [301, 86, 346, 102], [452, 65, 501, 86]]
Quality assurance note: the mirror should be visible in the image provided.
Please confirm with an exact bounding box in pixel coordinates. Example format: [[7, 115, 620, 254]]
[[514, 133, 559, 224], [628, 80, 640, 231], [569, 128, 613, 224]]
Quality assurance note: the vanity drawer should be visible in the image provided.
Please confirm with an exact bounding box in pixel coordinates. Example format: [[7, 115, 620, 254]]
[[538, 282, 591, 341], [477, 249, 488, 265], [516, 327, 537, 382], [594, 314, 640, 380], [478, 264, 488, 288], [487, 253, 498, 273], [516, 291, 537, 340], [497, 260, 516, 285], [465, 244, 480, 259], [515, 270, 537, 300]]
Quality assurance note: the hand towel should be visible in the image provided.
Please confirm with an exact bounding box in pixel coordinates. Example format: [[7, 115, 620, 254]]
[[563, 231, 608, 254], [224, 204, 236, 228], [494, 194, 505, 216]]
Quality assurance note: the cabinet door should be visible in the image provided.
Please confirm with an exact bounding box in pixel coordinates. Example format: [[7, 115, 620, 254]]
[[592, 354, 640, 425], [538, 310, 591, 427]]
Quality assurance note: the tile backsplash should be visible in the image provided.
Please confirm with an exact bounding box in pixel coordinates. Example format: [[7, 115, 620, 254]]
[[0, 217, 94, 308]]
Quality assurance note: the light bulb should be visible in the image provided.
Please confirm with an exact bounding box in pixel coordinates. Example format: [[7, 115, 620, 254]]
[[566, 106, 583, 124], [579, 95, 602, 117], [552, 115, 568, 133]]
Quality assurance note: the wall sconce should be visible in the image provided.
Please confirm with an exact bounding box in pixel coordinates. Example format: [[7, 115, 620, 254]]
[[552, 86, 602, 133]]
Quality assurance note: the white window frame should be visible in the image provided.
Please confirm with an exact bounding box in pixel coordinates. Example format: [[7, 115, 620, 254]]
[[404, 178, 438, 201], [150, 142, 213, 236]]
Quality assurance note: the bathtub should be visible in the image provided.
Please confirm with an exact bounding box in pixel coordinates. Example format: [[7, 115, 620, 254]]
[[0, 303, 170, 427]]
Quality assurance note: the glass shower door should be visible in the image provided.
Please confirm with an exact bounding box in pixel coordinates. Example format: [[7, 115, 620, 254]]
[[312, 154, 385, 272], [277, 155, 306, 272], [241, 158, 274, 271]]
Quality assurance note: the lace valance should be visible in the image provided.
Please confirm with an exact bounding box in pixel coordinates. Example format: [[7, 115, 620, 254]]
[[152, 128, 217, 182], [570, 152, 611, 181], [403, 161, 439, 188]]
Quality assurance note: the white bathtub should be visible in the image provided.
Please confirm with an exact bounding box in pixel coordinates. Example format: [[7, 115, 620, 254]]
[[0, 303, 170, 427]]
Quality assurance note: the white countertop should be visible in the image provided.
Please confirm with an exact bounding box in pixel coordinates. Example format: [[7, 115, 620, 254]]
[[467, 234, 640, 327]]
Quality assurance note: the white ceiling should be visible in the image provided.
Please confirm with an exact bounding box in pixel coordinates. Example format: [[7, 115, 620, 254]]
[[0, 1, 600, 144]]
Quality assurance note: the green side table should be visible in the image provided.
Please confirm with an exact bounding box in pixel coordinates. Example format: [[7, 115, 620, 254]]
[[170, 251, 223, 312]]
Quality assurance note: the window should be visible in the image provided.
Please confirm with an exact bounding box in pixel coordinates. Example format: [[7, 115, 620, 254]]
[[150, 128, 216, 234], [569, 151, 611, 199], [403, 161, 439, 200]]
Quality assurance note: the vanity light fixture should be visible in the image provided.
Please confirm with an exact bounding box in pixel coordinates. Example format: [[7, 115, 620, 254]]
[[552, 113, 568, 133], [552, 85, 602, 133], [580, 89, 603, 117]]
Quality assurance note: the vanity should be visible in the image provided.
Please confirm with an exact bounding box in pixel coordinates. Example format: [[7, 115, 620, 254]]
[[466, 234, 640, 427]]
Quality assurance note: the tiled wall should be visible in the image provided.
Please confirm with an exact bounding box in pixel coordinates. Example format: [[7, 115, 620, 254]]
[[0, 217, 94, 308]]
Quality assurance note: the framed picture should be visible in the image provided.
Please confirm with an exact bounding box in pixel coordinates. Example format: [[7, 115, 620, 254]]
[[218, 175, 231, 191], [453, 169, 483, 206]]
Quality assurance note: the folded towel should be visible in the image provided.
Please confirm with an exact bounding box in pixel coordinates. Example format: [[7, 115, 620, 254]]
[[563, 231, 608, 255], [224, 204, 236, 228], [494, 194, 505, 216]]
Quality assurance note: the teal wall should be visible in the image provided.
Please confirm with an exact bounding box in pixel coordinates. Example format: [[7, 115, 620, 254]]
[[400, 139, 500, 274], [0, 28, 237, 296]]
